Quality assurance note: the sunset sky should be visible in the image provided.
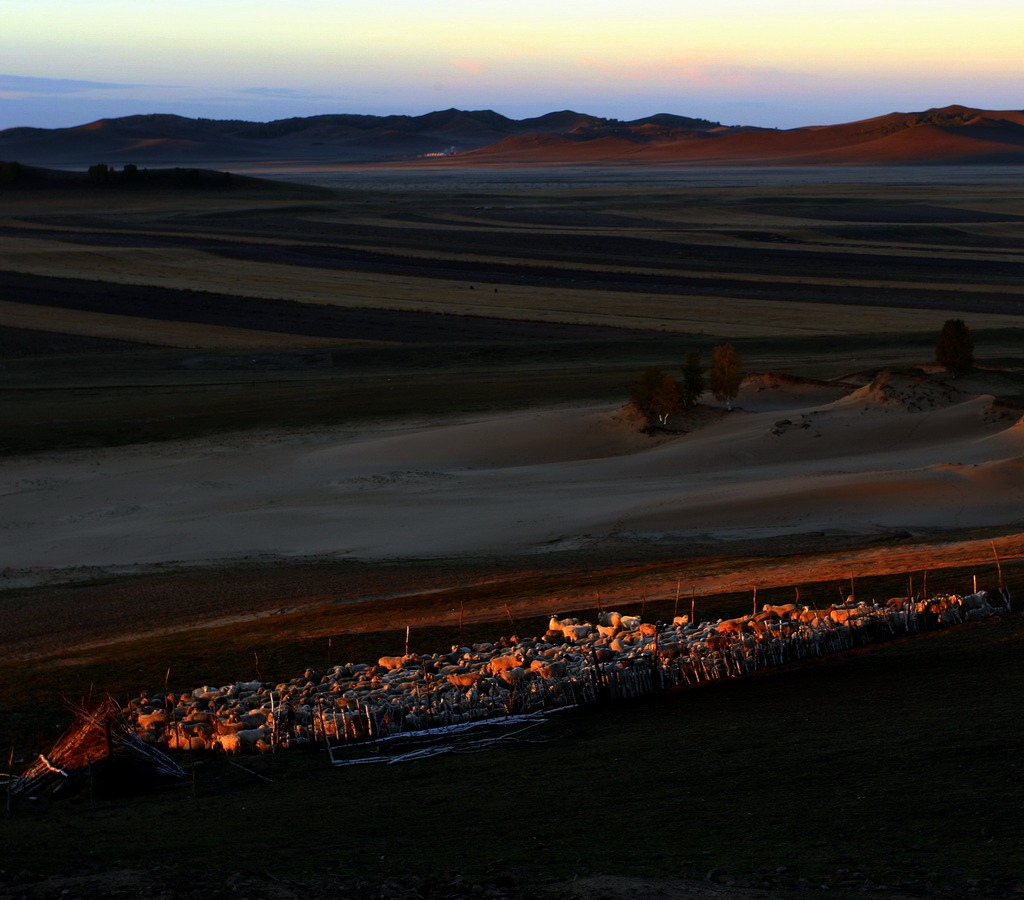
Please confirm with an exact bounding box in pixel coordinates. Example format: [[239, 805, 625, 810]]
[[3, 0, 1023, 130]]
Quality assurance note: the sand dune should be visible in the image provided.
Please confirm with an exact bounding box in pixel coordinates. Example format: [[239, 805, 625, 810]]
[[2, 372, 1021, 585]]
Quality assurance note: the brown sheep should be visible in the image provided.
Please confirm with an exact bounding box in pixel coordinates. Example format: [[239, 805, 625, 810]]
[[447, 673, 482, 688], [487, 654, 527, 674], [529, 660, 567, 679], [714, 618, 749, 635]]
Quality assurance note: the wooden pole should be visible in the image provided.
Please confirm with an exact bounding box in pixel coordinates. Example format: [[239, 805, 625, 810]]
[[850, 576, 855, 603], [690, 588, 696, 626], [674, 580, 681, 620], [254, 652, 264, 684], [973, 574, 978, 593], [5, 744, 13, 816], [991, 540, 1005, 589], [404, 625, 411, 657], [752, 585, 758, 618], [922, 570, 928, 599], [503, 604, 517, 638]]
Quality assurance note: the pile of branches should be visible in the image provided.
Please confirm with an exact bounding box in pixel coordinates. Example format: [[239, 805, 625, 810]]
[[9, 696, 185, 805]]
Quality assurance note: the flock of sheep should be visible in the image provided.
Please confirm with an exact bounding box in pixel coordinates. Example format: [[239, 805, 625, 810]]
[[128, 589, 1009, 756]]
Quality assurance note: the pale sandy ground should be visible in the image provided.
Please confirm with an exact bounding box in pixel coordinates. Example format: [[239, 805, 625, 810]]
[[2, 372, 1022, 587]]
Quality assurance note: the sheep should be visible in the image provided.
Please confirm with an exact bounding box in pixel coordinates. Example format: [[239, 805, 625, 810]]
[[828, 605, 871, 625], [215, 727, 269, 755], [498, 667, 527, 686], [529, 660, 567, 679], [960, 591, 994, 613], [378, 655, 414, 670], [447, 673, 482, 688], [487, 654, 527, 674], [714, 618, 749, 635], [562, 625, 594, 642], [136, 710, 168, 731], [166, 730, 210, 752], [139, 574, 1009, 756]]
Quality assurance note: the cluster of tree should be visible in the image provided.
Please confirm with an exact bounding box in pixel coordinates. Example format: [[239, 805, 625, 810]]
[[630, 320, 973, 430], [87, 163, 143, 185], [630, 344, 742, 426], [85, 164, 234, 188]]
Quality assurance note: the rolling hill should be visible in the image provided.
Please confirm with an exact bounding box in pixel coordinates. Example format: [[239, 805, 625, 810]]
[[0, 108, 722, 165], [458, 104, 1024, 166], [2, 104, 1024, 167]]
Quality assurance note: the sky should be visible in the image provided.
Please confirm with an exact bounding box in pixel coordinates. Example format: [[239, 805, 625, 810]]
[[2, 0, 1023, 130]]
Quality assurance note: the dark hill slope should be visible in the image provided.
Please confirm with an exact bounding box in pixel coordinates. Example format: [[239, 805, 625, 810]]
[[0, 108, 721, 165]]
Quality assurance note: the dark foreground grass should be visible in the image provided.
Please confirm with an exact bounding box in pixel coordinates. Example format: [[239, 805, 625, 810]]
[[2, 600, 1022, 896]]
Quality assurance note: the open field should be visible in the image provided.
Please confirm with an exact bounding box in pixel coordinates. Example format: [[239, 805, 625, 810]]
[[4, 170, 1024, 454], [2, 169, 1024, 896], [6, 173, 1024, 340]]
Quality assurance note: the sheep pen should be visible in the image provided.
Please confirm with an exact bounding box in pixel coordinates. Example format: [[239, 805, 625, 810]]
[[79, 587, 1013, 767]]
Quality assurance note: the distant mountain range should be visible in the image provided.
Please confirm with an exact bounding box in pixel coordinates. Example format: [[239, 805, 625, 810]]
[[3, 104, 1024, 167]]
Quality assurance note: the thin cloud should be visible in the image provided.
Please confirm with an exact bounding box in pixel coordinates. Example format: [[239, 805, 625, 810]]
[[576, 58, 806, 88], [238, 87, 350, 102], [0, 73, 140, 95]]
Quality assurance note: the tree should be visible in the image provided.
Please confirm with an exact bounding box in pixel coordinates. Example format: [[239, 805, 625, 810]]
[[710, 343, 743, 410], [87, 163, 111, 185], [680, 351, 706, 406], [630, 365, 683, 425], [935, 318, 973, 377]]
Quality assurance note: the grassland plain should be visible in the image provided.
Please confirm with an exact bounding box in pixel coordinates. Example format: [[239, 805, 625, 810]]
[[2, 167, 1024, 897]]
